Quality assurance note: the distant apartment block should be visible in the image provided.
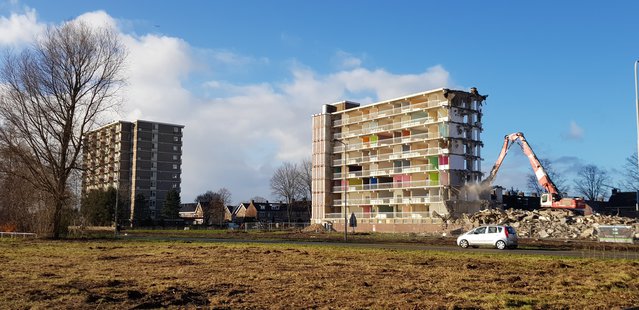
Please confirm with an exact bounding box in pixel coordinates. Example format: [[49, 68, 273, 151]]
[[82, 120, 184, 226], [311, 88, 487, 232]]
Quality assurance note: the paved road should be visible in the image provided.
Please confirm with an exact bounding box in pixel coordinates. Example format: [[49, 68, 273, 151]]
[[121, 235, 639, 260]]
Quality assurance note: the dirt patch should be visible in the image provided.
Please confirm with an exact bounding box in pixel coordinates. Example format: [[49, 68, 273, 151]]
[[2, 240, 639, 309], [26, 289, 54, 301], [131, 286, 210, 309]]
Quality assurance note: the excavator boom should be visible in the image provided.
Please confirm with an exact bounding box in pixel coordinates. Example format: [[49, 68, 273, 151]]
[[483, 132, 560, 195], [483, 132, 588, 213]]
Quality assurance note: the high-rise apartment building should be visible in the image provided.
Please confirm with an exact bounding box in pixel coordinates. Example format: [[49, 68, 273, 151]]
[[82, 120, 184, 226], [311, 88, 487, 232]]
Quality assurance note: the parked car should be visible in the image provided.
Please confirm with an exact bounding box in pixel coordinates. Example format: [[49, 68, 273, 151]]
[[456, 225, 518, 250]]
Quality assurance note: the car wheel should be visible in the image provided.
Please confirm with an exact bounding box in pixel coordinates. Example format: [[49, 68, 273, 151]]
[[495, 240, 506, 250], [459, 239, 469, 248]]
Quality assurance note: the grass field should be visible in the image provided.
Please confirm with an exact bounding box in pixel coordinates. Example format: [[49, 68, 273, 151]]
[[1, 239, 638, 309]]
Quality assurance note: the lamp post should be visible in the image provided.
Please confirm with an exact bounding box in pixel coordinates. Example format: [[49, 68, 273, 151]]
[[114, 174, 119, 238], [635, 60, 639, 212], [333, 139, 348, 241]]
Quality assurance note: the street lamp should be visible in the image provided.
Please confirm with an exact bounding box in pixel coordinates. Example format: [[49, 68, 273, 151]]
[[114, 173, 119, 238], [634, 60, 639, 212], [333, 139, 348, 241]]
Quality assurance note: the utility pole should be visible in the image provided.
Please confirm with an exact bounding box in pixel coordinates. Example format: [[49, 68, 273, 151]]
[[634, 61, 639, 213], [114, 174, 119, 238]]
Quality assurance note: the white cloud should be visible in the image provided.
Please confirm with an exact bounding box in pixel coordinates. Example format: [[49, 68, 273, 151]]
[[562, 120, 584, 141], [333, 50, 363, 69], [75, 10, 118, 30], [188, 64, 451, 201], [0, 7, 44, 46], [0, 7, 453, 203]]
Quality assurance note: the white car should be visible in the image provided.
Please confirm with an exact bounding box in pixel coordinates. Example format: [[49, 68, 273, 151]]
[[456, 225, 518, 250]]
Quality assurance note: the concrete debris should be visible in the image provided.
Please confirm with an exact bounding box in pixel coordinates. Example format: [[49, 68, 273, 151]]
[[454, 209, 639, 240]]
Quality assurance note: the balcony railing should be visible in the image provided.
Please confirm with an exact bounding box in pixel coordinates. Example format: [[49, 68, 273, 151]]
[[332, 132, 441, 153], [325, 211, 433, 219], [333, 163, 436, 179], [333, 116, 436, 140], [332, 180, 440, 192], [333, 147, 439, 166], [333, 195, 442, 206], [332, 100, 447, 127]]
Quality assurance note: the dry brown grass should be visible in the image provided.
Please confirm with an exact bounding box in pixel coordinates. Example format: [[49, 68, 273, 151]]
[[0, 239, 638, 309]]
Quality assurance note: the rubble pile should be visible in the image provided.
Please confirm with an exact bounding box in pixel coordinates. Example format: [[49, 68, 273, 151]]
[[456, 209, 639, 240], [302, 223, 330, 233]]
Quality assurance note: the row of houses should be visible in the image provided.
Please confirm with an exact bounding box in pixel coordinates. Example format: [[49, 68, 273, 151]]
[[179, 200, 311, 225]]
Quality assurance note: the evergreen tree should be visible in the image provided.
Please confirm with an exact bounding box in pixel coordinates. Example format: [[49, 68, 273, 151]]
[[81, 187, 123, 226], [162, 189, 181, 219]]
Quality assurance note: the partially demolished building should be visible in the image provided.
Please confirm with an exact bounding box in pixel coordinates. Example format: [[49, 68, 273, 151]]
[[311, 88, 487, 232]]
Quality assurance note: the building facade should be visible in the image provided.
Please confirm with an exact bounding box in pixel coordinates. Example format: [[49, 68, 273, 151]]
[[82, 120, 184, 226], [311, 88, 487, 232]]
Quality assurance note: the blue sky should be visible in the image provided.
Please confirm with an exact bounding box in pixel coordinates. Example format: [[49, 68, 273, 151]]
[[2, 1, 638, 202]]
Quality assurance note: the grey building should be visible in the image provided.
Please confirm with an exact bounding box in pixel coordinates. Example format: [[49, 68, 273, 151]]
[[82, 120, 184, 226]]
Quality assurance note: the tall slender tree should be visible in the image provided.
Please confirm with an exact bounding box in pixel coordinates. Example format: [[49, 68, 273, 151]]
[[161, 189, 181, 219], [271, 162, 302, 222], [621, 153, 639, 191], [299, 157, 312, 200], [0, 21, 126, 238], [298, 157, 312, 217]]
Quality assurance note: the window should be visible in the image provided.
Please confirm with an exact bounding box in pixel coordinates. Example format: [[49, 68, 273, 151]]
[[488, 227, 497, 234], [173, 146, 178, 151], [151, 191, 156, 197], [173, 155, 178, 160], [474, 227, 486, 234], [172, 174, 178, 179], [172, 184, 178, 189], [173, 136, 179, 142], [173, 127, 179, 133], [173, 164, 178, 169], [153, 124, 158, 130]]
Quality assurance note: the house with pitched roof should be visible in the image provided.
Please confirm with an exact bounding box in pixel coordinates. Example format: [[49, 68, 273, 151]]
[[179, 202, 204, 225]]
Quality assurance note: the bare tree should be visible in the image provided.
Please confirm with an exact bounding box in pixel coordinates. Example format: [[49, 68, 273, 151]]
[[621, 153, 639, 191], [573, 165, 611, 201], [0, 142, 44, 232], [526, 158, 569, 195], [298, 157, 312, 218], [270, 162, 302, 221], [196, 188, 232, 226], [299, 157, 312, 200], [0, 21, 126, 238]]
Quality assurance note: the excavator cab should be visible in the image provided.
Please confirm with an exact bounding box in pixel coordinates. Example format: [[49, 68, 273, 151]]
[[540, 193, 552, 208]]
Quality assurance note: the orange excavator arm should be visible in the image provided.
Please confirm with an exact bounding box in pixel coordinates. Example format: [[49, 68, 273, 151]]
[[482, 132, 560, 196]]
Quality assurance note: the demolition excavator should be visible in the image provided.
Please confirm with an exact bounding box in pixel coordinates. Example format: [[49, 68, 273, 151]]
[[482, 132, 591, 214]]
